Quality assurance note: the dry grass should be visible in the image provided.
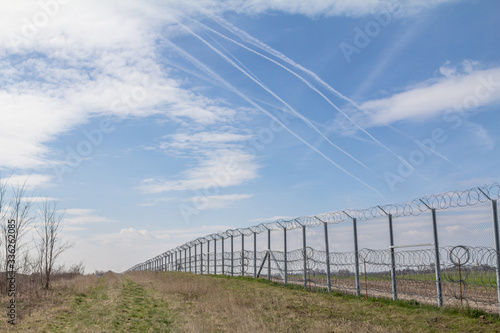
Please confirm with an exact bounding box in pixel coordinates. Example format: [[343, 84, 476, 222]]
[[1, 271, 499, 332], [130, 272, 500, 333]]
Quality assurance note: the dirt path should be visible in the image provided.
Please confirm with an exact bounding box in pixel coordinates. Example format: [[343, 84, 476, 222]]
[[2, 272, 175, 332]]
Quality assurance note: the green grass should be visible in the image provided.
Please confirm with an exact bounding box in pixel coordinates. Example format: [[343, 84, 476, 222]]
[[43, 275, 175, 332], [301, 270, 497, 288], [226, 275, 498, 321]]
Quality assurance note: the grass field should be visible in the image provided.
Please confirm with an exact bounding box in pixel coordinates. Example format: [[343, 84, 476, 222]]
[[306, 270, 497, 285], [1, 271, 500, 332]]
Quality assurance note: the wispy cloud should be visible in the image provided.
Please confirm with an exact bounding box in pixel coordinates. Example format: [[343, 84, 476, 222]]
[[194, 0, 458, 17], [359, 65, 500, 126], [185, 193, 253, 210], [1, 174, 53, 188], [139, 149, 259, 194], [21, 196, 58, 203], [139, 130, 260, 194], [63, 208, 115, 225], [0, 1, 247, 172]]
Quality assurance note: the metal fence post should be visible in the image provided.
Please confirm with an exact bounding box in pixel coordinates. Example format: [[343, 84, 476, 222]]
[[303, 225, 307, 288], [431, 208, 444, 307], [348, 213, 361, 297], [491, 199, 500, 315], [189, 246, 192, 273], [214, 239, 217, 275], [267, 228, 271, 281], [200, 242, 204, 275], [222, 237, 225, 275], [253, 232, 257, 278], [380, 207, 397, 301], [207, 240, 210, 274], [231, 235, 234, 276], [194, 244, 197, 274], [323, 222, 331, 292], [175, 251, 178, 271], [185, 248, 187, 272], [284, 226, 288, 285], [241, 233, 245, 276]]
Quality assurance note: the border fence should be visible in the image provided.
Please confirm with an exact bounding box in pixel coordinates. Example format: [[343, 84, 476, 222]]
[[127, 183, 500, 313]]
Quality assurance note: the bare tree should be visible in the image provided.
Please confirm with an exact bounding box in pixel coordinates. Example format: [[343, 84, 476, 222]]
[[37, 200, 72, 289], [1, 177, 34, 289], [0, 175, 7, 269]]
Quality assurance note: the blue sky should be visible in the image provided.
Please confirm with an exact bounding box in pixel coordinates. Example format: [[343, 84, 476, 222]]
[[1, 0, 499, 272]]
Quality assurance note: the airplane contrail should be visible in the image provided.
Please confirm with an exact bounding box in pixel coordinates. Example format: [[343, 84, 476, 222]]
[[160, 37, 386, 200], [176, 20, 372, 172], [203, 13, 434, 181]]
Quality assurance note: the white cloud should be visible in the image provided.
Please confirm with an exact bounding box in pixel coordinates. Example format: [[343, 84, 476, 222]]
[[439, 61, 456, 78], [140, 130, 259, 194], [63, 208, 115, 225], [140, 149, 259, 193], [20, 196, 58, 203], [0, 1, 243, 172], [160, 132, 253, 151], [2, 174, 53, 188], [359, 66, 500, 126], [0, 0, 461, 174], [186, 193, 253, 210], [198, 0, 458, 18]]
